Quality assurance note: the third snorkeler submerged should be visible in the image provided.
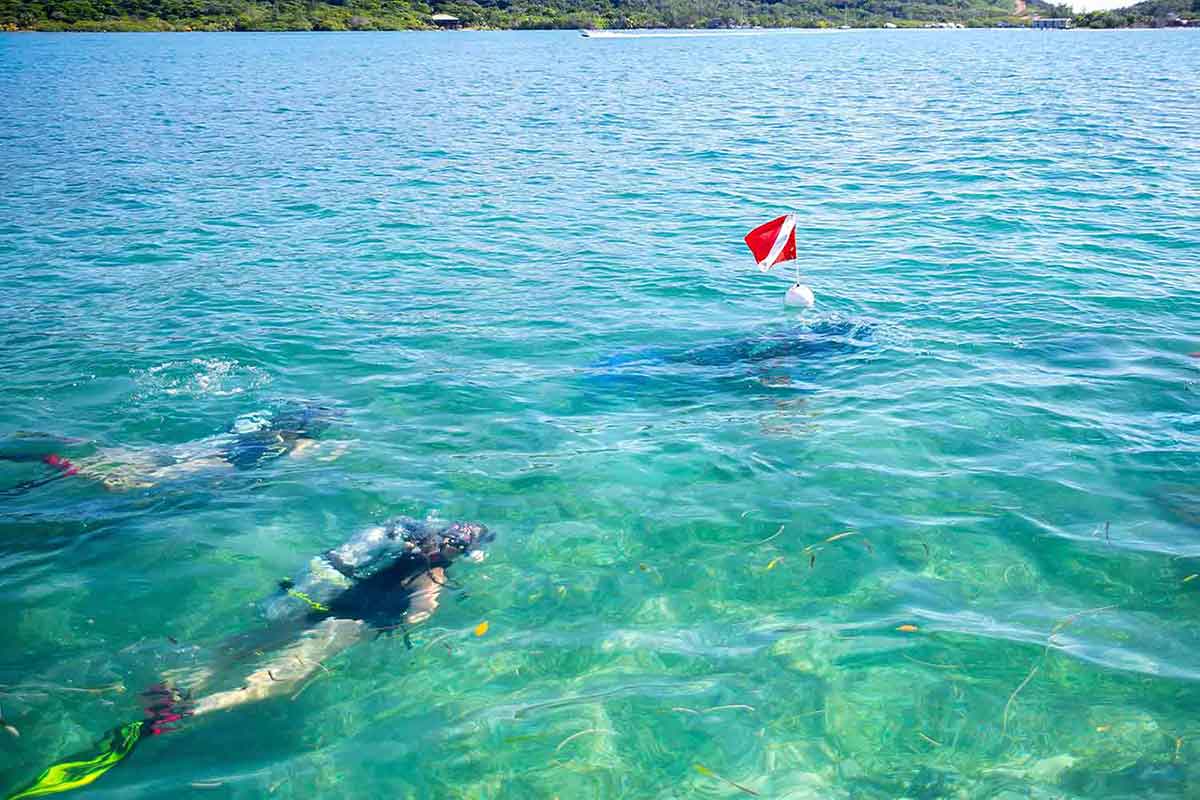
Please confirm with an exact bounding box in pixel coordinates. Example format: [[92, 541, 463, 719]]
[[0, 401, 346, 493]]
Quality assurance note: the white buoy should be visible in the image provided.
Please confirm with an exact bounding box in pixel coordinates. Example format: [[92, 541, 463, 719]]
[[784, 283, 815, 308]]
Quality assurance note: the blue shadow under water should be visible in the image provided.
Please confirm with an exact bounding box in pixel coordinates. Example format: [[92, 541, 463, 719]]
[[584, 320, 876, 402]]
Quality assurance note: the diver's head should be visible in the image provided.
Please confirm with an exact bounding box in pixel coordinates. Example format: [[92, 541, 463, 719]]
[[231, 402, 343, 440], [388, 517, 492, 567], [437, 521, 492, 563], [224, 403, 344, 469], [270, 402, 343, 440]]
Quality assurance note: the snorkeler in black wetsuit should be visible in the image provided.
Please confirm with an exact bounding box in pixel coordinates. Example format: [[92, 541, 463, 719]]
[[186, 515, 492, 714], [5, 515, 492, 799], [0, 402, 344, 494]]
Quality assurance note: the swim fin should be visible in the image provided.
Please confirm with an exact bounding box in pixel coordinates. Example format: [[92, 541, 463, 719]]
[[6, 720, 143, 799]]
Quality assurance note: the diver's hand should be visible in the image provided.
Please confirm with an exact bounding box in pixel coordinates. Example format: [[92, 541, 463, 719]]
[[289, 439, 351, 462]]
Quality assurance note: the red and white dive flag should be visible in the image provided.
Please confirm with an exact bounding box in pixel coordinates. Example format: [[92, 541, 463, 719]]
[[744, 214, 797, 272]]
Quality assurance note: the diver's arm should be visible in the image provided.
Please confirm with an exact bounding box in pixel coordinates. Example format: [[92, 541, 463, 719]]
[[191, 617, 365, 715], [287, 438, 351, 462], [288, 438, 317, 458], [403, 567, 446, 624]]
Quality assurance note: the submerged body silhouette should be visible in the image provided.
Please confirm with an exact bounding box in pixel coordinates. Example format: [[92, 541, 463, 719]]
[[0, 402, 344, 494], [589, 320, 875, 393]]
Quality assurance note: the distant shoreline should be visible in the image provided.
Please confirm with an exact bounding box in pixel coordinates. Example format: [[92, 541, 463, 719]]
[[0, 23, 1195, 32], [5, 0, 1195, 35]]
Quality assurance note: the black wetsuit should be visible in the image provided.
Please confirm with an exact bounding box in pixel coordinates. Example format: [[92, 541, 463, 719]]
[[219, 403, 340, 469], [265, 517, 489, 630]]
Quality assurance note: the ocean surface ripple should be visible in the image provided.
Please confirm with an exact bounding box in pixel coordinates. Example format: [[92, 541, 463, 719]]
[[1, 28, 1199, 799]]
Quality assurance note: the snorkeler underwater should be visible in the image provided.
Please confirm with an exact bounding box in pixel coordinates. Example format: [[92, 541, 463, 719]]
[[0, 402, 346, 495], [4, 516, 493, 799], [5, 24, 1199, 797], [595, 320, 875, 372], [587, 319, 876, 397]]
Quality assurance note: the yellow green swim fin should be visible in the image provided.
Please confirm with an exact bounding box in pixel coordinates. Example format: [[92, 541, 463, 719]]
[[7, 720, 143, 799]]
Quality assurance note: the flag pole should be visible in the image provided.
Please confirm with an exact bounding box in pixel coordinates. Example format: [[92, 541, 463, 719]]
[[790, 213, 799, 285]]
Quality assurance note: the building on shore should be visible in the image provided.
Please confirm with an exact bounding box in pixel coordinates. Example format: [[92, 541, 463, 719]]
[[1032, 17, 1072, 28], [431, 13, 462, 29]]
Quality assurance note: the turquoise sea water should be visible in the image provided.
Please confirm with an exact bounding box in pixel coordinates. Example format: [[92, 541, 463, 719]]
[[2, 27, 1200, 799]]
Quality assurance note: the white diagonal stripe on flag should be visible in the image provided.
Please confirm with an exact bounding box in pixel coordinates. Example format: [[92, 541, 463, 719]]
[[758, 213, 796, 272]]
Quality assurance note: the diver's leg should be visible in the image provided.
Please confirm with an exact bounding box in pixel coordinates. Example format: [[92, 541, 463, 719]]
[[142, 457, 233, 481], [70, 447, 175, 491], [56, 450, 155, 491], [192, 617, 365, 715], [96, 435, 241, 488], [0, 438, 219, 492]]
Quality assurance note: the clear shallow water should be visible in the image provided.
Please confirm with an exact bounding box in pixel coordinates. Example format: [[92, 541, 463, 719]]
[[1, 27, 1199, 799]]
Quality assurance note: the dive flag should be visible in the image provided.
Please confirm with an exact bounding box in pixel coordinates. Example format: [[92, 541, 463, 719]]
[[744, 214, 797, 272]]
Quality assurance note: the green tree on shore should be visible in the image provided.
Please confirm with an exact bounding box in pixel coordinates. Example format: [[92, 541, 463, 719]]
[[0, 0, 1194, 31]]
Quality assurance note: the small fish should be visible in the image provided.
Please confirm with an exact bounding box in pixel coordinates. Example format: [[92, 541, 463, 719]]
[[896, 624, 919, 633], [694, 764, 760, 797], [0, 705, 18, 738], [1184, 574, 1198, 583], [765, 557, 783, 571], [474, 621, 489, 637]]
